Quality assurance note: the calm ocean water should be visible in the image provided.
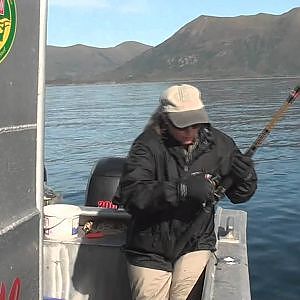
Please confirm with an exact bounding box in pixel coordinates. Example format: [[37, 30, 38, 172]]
[[45, 78, 300, 300]]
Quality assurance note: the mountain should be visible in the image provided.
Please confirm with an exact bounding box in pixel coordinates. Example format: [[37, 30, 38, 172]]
[[46, 42, 152, 84], [46, 8, 300, 84], [96, 8, 300, 83]]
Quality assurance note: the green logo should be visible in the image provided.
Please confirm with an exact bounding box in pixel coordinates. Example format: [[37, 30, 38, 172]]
[[0, 0, 17, 64]]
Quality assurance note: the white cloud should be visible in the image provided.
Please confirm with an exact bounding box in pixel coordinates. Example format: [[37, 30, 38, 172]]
[[49, 0, 149, 14], [118, 0, 149, 14], [49, 0, 109, 9]]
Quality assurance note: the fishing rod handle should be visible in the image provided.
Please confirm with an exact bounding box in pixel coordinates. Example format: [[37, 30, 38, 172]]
[[214, 176, 233, 199]]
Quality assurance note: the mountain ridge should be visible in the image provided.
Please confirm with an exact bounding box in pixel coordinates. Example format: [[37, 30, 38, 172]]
[[46, 41, 152, 84], [46, 8, 300, 84]]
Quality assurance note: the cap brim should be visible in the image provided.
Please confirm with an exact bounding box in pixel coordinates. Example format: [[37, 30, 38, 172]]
[[168, 108, 209, 128]]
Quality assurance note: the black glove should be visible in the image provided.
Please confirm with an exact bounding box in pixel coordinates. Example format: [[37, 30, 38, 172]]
[[231, 153, 254, 180], [179, 173, 215, 205]]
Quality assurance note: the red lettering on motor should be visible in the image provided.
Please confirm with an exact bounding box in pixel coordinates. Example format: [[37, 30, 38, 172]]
[[97, 200, 118, 209]]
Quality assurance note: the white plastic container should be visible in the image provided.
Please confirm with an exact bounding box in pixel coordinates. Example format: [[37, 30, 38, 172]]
[[44, 204, 81, 240]]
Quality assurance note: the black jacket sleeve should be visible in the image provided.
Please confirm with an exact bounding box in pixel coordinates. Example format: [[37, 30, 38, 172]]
[[225, 148, 257, 204], [116, 141, 180, 215]]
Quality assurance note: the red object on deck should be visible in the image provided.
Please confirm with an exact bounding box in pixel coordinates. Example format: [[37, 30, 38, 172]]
[[86, 232, 105, 239]]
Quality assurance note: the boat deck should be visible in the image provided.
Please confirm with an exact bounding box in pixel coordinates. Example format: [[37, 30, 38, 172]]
[[43, 206, 250, 300]]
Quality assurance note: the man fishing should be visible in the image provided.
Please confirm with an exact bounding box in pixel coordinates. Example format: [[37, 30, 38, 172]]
[[114, 83, 257, 299]]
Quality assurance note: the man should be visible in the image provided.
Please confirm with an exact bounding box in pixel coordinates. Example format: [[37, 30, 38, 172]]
[[114, 84, 257, 300]]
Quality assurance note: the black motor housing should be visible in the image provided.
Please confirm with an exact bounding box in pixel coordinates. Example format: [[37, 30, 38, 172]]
[[85, 157, 126, 207]]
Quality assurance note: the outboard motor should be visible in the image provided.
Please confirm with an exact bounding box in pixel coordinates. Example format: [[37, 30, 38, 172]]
[[85, 157, 126, 207]]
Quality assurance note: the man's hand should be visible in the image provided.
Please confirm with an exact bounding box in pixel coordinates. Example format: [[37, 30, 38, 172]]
[[231, 153, 254, 180], [179, 173, 215, 206]]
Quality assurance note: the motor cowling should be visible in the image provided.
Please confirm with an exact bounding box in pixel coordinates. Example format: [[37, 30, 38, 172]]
[[85, 157, 126, 207]]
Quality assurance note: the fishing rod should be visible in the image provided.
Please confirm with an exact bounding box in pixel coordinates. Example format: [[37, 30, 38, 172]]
[[213, 84, 300, 199], [172, 85, 300, 260]]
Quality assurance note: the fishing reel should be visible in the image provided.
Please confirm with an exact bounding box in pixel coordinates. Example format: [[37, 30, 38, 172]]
[[207, 175, 226, 198], [190, 172, 227, 210], [199, 174, 226, 213]]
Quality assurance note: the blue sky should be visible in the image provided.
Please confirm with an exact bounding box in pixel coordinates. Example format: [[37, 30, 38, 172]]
[[47, 0, 300, 48]]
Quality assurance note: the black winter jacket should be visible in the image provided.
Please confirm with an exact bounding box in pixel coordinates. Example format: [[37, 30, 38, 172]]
[[115, 126, 257, 271]]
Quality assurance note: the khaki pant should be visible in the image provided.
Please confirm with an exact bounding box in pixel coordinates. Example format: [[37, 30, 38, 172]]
[[127, 250, 211, 300]]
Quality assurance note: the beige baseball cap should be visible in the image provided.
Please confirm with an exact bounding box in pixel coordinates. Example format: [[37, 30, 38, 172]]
[[160, 84, 209, 128]]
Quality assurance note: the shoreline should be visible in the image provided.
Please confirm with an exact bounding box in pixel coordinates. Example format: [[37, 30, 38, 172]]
[[45, 75, 300, 87]]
